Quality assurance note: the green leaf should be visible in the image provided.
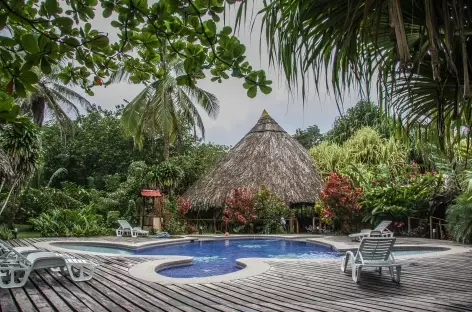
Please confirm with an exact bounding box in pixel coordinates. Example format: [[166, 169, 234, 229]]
[[176, 75, 190, 86], [102, 8, 113, 18], [0, 13, 7, 30], [242, 82, 252, 89], [18, 71, 39, 84], [57, 73, 71, 85], [41, 57, 52, 74], [14, 79, 26, 97], [205, 20, 217, 35], [86, 90, 94, 96], [110, 20, 121, 27], [45, 0, 58, 15], [221, 26, 232, 36], [21, 34, 40, 53], [90, 36, 109, 48], [259, 85, 272, 95], [53, 17, 74, 31], [63, 37, 80, 47], [247, 86, 257, 98], [184, 58, 194, 73], [0, 36, 15, 47]]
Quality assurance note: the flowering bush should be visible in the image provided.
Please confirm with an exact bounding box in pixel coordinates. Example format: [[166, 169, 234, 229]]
[[177, 197, 191, 216], [361, 169, 442, 225], [319, 172, 362, 233], [222, 188, 258, 232]]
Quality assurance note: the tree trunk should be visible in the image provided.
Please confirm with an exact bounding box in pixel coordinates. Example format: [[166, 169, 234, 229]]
[[163, 131, 170, 162]]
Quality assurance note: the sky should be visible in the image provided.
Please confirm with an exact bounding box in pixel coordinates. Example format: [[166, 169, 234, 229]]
[[59, 3, 368, 146]]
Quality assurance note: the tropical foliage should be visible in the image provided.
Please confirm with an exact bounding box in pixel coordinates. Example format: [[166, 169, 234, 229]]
[[0, 0, 270, 106], [120, 59, 220, 160], [19, 68, 92, 127], [240, 0, 472, 150], [222, 188, 257, 232], [254, 186, 290, 234], [319, 173, 362, 233], [446, 192, 472, 243], [292, 125, 324, 149]]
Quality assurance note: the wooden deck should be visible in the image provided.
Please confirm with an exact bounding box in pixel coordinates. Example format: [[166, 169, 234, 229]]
[[1, 237, 472, 312]]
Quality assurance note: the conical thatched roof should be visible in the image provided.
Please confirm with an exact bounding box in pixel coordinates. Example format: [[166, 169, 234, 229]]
[[184, 110, 322, 209]]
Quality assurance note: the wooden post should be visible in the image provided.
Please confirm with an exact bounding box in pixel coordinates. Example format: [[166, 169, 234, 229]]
[[439, 219, 443, 239], [407, 217, 411, 236], [429, 216, 433, 239]]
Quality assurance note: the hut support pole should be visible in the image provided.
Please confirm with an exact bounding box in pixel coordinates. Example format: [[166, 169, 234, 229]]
[[430, 217, 433, 239]]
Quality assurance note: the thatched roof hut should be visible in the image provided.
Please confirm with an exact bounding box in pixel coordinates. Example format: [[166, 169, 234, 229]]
[[184, 110, 322, 209]]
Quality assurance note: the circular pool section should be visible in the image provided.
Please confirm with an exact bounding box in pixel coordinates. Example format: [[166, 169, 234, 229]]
[[148, 239, 342, 277]]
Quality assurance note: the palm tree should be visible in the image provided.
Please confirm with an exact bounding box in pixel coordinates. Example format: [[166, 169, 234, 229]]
[[237, 1, 472, 149], [19, 67, 92, 127], [121, 59, 220, 161]]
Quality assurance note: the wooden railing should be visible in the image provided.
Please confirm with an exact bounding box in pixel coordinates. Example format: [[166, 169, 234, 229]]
[[407, 216, 448, 240]]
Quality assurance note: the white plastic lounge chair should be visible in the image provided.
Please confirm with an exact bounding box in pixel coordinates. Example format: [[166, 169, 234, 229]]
[[341, 237, 401, 283], [0, 243, 97, 288], [116, 220, 149, 238], [349, 220, 394, 241]]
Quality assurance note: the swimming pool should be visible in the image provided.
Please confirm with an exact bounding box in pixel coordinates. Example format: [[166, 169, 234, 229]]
[[55, 239, 443, 278], [58, 239, 342, 277]]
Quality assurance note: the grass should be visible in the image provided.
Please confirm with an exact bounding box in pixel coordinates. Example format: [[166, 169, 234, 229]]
[[17, 231, 41, 239], [14, 224, 41, 239]]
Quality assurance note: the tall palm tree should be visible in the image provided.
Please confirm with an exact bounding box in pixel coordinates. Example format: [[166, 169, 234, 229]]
[[19, 67, 92, 127], [121, 59, 220, 161], [237, 1, 472, 149]]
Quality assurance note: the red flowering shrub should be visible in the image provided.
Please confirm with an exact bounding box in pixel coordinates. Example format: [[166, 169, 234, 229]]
[[222, 188, 258, 232], [177, 197, 191, 216], [319, 172, 362, 233]]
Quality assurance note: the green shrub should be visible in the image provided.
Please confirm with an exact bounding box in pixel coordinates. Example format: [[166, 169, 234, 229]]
[[163, 218, 186, 235], [106, 210, 121, 229], [0, 224, 13, 240], [361, 170, 442, 225], [254, 186, 290, 234], [30, 205, 110, 237], [446, 193, 472, 243]]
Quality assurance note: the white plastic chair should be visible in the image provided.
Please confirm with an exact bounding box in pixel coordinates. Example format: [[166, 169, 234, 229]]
[[0, 242, 97, 288], [341, 237, 401, 283], [349, 220, 394, 241], [116, 220, 149, 238]]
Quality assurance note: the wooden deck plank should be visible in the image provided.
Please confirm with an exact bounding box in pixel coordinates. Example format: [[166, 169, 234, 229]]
[[266, 262, 472, 311], [44, 270, 108, 312], [27, 273, 73, 312], [267, 261, 472, 310], [0, 288, 18, 312], [22, 283, 54, 312], [9, 288, 37, 312]]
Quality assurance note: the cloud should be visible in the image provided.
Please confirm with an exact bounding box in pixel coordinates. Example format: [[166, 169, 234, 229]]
[[73, 3, 368, 146]]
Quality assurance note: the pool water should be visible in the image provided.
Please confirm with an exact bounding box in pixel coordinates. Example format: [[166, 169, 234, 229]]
[[56, 240, 441, 278], [138, 239, 342, 278]]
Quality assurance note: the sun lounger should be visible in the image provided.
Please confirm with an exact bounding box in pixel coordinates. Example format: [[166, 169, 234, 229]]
[[0, 242, 97, 288], [349, 220, 394, 241], [341, 237, 401, 283], [116, 220, 149, 238]]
